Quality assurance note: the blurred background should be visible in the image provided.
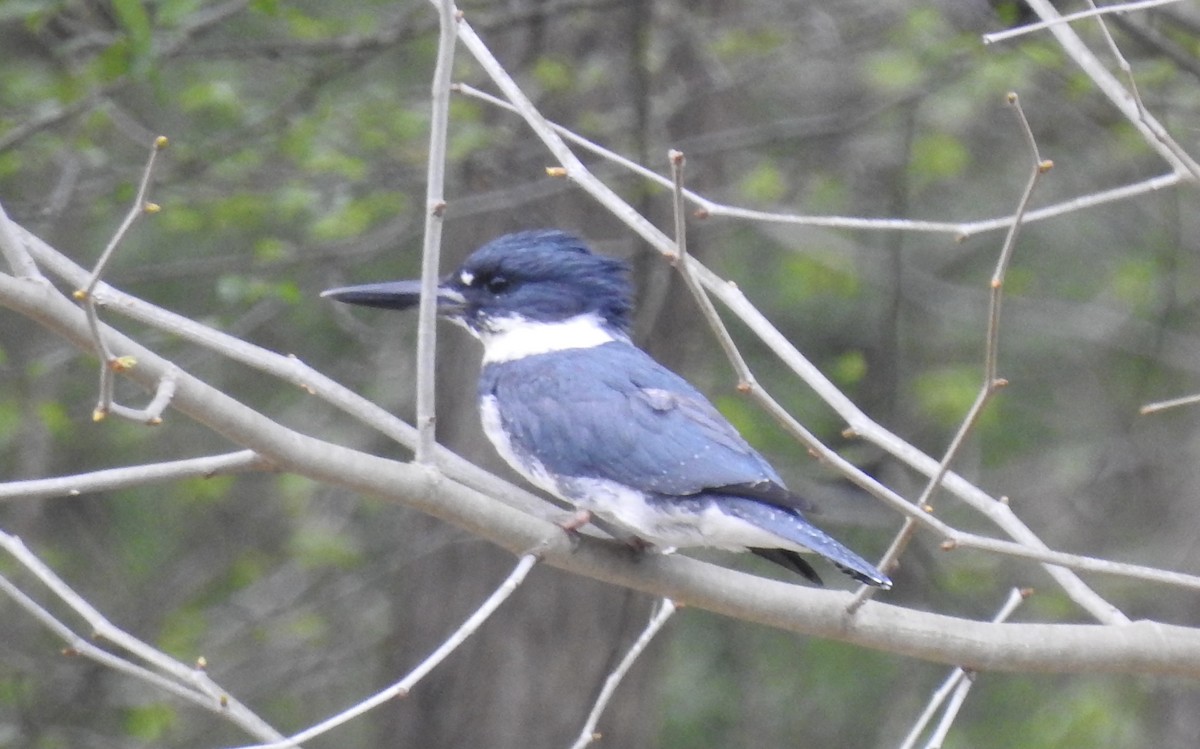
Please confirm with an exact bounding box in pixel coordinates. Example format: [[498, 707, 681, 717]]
[[3, 0, 1200, 746]]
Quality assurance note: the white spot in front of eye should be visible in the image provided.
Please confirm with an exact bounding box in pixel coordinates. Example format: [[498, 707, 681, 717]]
[[460, 271, 475, 286]]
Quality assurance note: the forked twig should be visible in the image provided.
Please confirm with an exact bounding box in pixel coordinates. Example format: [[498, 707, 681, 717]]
[[78, 135, 172, 423], [848, 93, 1050, 611], [453, 83, 1179, 241], [897, 588, 1031, 749], [1021, 0, 1200, 179], [0, 529, 285, 743], [983, 0, 1185, 45]]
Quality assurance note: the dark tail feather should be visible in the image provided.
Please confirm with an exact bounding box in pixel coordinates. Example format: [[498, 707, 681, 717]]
[[751, 548, 824, 586], [833, 561, 891, 588]]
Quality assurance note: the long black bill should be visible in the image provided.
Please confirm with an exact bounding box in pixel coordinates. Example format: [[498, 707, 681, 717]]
[[320, 280, 425, 310]]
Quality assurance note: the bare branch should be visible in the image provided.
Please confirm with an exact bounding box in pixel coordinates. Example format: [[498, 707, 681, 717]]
[[569, 598, 677, 749], [667, 150, 752, 379], [983, 0, 1186, 45], [852, 93, 1050, 610], [2, 267, 1200, 673], [454, 83, 1182, 241], [0, 529, 285, 743], [694, 267, 1133, 622], [78, 135, 169, 423], [898, 588, 1030, 749], [0, 199, 43, 280], [1022, 0, 1200, 179], [451, 11, 1151, 622], [1141, 392, 1200, 415], [14, 221, 561, 521], [0, 450, 268, 502], [414, 0, 459, 464], [229, 553, 539, 749]]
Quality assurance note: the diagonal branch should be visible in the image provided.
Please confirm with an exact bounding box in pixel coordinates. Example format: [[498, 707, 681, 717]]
[[0, 529, 285, 743], [0, 450, 269, 502], [228, 554, 539, 749], [1, 266, 1199, 673]]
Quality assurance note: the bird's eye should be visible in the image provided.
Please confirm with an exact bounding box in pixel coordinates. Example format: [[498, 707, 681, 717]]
[[484, 275, 510, 294]]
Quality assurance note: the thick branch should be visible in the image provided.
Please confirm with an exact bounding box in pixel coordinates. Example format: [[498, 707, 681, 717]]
[[1, 270, 1199, 677]]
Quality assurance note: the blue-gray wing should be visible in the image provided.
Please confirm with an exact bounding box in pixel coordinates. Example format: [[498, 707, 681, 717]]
[[479, 342, 811, 513]]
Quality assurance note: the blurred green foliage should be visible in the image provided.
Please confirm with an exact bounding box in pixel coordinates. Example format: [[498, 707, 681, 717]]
[[2, 0, 1200, 747]]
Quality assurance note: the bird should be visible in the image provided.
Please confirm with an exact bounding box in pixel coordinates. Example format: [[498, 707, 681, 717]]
[[323, 229, 891, 588]]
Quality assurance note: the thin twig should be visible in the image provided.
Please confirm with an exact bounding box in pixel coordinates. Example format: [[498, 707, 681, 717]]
[[229, 553, 539, 749], [0, 450, 268, 502], [414, 0, 459, 464], [16, 225, 563, 521], [454, 83, 1182, 240], [897, 588, 1030, 749], [569, 598, 677, 749], [80, 135, 168, 422], [983, 0, 1185, 45], [454, 13, 1134, 621], [18, 214, 1186, 594], [1140, 392, 1200, 415], [0, 529, 285, 743], [1084, 0, 1200, 179], [694, 267, 1134, 621], [1022, 0, 1200, 179], [667, 150, 752, 379], [851, 93, 1049, 610], [7, 267, 1200, 673]]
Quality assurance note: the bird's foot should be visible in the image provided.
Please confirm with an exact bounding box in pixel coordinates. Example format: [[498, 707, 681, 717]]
[[555, 509, 592, 550], [622, 538, 675, 562]]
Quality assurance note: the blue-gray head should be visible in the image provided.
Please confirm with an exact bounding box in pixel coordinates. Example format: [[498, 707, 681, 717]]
[[323, 230, 633, 360]]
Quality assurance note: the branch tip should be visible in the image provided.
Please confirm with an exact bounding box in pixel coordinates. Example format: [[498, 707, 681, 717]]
[[143, 202, 161, 214], [92, 408, 107, 423], [1038, 159, 1054, 173], [1020, 587, 1035, 598], [940, 539, 959, 551], [195, 656, 208, 670], [153, 135, 169, 150], [545, 166, 568, 178], [72, 289, 87, 301]]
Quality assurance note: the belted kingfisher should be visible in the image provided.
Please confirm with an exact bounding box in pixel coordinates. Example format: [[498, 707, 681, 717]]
[[323, 230, 890, 588]]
